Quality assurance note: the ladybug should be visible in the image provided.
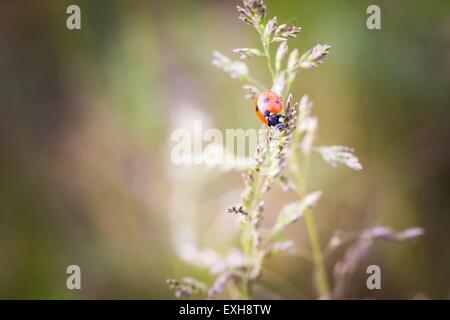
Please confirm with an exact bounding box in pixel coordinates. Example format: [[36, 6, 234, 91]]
[[254, 90, 285, 129]]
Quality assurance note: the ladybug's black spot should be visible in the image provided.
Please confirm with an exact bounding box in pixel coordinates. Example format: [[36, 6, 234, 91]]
[[263, 98, 270, 103], [255, 105, 259, 111], [264, 110, 270, 117]]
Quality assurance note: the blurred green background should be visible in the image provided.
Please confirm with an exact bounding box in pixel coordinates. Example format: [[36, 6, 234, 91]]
[[0, 0, 449, 299]]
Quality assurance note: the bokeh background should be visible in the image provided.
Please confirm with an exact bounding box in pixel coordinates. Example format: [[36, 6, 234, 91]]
[[1, 0, 449, 299]]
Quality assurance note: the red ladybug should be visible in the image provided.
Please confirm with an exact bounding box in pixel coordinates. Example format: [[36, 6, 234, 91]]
[[254, 90, 285, 129]]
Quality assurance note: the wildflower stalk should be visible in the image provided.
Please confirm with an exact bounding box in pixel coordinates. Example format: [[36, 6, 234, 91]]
[[262, 37, 276, 80], [304, 210, 330, 296], [293, 147, 330, 297], [211, 0, 332, 299]]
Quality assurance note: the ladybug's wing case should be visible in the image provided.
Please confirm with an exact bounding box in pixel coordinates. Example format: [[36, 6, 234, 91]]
[[254, 91, 284, 125], [254, 98, 268, 125]]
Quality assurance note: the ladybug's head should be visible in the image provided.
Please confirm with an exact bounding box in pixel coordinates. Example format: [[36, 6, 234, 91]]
[[265, 111, 285, 130]]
